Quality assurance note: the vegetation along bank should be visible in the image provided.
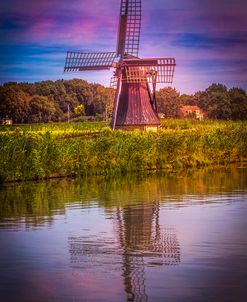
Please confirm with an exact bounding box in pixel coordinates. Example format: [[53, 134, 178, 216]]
[[0, 120, 247, 182]]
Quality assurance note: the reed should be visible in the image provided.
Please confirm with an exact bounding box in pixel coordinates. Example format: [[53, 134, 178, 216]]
[[0, 120, 246, 182]]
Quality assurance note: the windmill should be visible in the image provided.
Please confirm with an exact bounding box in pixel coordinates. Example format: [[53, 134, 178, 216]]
[[64, 0, 176, 131]]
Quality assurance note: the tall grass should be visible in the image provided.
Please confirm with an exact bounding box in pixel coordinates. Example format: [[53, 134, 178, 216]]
[[0, 120, 247, 182], [0, 121, 106, 134]]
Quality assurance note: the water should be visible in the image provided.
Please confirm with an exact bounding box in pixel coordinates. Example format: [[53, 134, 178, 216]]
[[0, 166, 247, 302]]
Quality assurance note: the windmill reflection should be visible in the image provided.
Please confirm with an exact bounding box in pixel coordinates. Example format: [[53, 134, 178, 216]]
[[115, 202, 180, 302], [69, 201, 180, 302]]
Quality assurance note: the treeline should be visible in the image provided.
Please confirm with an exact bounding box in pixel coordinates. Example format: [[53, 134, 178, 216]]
[[157, 83, 247, 120], [0, 79, 115, 123], [0, 80, 247, 123]]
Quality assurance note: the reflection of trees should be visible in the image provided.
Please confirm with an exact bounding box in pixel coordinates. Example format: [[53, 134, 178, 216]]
[[1, 166, 246, 229], [0, 180, 71, 229]]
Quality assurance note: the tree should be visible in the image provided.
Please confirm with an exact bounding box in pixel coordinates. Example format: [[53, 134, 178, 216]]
[[74, 104, 85, 115], [179, 94, 195, 106], [28, 95, 56, 123], [0, 84, 31, 123], [156, 87, 180, 118], [228, 88, 247, 120], [91, 84, 114, 117], [198, 84, 231, 120]]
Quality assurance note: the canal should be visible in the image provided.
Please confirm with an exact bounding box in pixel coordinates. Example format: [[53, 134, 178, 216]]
[[0, 166, 247, 301]]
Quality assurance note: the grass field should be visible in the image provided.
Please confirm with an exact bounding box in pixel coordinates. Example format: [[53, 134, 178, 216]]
[[0, 119, 247, 182]]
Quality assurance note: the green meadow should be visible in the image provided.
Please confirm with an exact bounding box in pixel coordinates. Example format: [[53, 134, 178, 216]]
[[0, 120, 247, 182]]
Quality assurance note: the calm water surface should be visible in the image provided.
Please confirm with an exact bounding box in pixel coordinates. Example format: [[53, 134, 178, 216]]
[[0, 166, 247, 302]]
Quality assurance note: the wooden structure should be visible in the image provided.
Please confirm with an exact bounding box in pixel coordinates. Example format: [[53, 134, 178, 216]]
[[64, 0, 176, 131]]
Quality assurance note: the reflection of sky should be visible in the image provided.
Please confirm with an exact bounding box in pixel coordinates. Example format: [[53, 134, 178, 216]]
[[0, 167, 247, 301], [1, 195, 247, 301], [0, 0, 246, 93]]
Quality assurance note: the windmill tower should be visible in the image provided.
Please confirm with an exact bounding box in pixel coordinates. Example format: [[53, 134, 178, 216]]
[[64, 0, 176, 131]]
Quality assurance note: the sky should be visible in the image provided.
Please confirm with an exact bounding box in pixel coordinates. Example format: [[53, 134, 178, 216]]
[[0, 0, 246, 94]]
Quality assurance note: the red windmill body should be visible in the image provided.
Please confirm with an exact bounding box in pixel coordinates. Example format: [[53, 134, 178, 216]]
[[64, 0, 176, 131]]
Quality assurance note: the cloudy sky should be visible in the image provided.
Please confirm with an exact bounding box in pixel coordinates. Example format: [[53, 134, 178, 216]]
[[0, 0, 246, 93]]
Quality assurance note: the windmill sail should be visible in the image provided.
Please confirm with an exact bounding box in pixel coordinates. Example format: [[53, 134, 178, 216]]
[[117, 0, 141, 57], [64, 51, 117, 72], [123, 58, 176, 83]]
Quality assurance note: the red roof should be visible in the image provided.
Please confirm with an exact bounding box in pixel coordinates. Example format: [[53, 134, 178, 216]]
[[180, 105, 201, 111]]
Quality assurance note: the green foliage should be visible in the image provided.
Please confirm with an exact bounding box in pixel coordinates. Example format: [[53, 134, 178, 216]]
[[0, 120, 246, 182], [228, 88, 247, 120], [198, 84, 231, 119], [0, 80, 246, 124], [0, 79, 114, 123], [28, 95, 57, 123], [156, 87, 180, 117], [157, 83, 247, 121], [197, 83, 247, 120]]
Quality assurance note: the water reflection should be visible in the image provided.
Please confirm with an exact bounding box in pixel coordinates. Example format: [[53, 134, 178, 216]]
[[116, 203, 180, 301], [0, 166, 247, 301], [1, 166, 247, 229], [69, 201, 180, 302]]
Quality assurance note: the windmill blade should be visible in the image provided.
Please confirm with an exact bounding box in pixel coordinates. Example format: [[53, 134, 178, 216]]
[[64, 51, 117, 72], [123, 58, 176, 83], [116, 0, 141, 57]]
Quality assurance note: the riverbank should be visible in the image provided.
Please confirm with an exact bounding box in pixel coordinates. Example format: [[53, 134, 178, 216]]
[[0, 120, 247, 182]]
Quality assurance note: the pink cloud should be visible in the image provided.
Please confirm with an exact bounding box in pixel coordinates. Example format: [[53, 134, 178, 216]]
[[1, 0, 246, 92]]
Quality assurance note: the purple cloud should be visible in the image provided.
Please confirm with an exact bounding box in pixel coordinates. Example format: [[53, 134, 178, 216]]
[[0, 0, 246, 93]]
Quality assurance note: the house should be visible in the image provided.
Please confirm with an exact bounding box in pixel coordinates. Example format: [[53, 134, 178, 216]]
[[1, 118, 13, 125], [179, 105, 204, 120]]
